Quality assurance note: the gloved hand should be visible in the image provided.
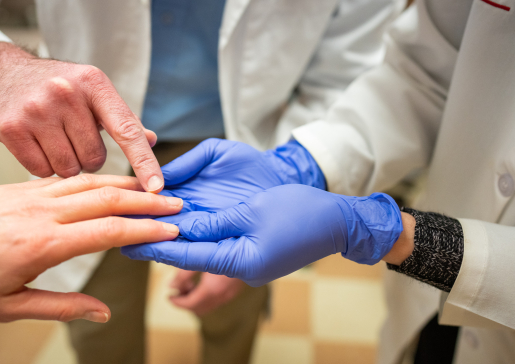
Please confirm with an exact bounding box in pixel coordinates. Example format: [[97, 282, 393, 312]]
[[157, 138, 326, 215], [122, 185, 403, 287]]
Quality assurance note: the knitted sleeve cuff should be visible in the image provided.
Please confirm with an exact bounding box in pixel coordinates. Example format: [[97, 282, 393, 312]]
[[386, 208, 464, 292]]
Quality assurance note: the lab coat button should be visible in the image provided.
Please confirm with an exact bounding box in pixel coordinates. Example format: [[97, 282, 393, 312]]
[[498, 173, 514, 197], [463, 329, 479, 349]]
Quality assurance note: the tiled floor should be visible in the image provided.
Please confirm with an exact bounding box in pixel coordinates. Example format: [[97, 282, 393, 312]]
[[0, 254, 386, 364]]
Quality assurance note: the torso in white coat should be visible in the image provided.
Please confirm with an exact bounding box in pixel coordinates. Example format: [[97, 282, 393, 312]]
[[30, 0, 402, 302], [292, 0, 515, 363]]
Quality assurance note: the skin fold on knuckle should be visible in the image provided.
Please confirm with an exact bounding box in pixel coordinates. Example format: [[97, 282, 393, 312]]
[[79, 65, 108, 91], [96, 186, 123, 212], [56, 305, 78, 322], [113, 118, 145, 145], [96, 217, 126, 246], [128, 153, 158, 175], [68, 173, 98, 191]]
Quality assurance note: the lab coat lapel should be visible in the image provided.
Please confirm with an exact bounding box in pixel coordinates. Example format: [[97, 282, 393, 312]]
[[219, 0, 252, 49], [219, 0, 338, 149], [420, 0, 515, 222]]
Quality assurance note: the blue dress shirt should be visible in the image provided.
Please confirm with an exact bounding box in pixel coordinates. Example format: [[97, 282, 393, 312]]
[[142, 0, 226, 141]]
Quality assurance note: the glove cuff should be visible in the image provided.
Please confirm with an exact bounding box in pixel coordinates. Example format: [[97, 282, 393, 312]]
[[340, 193, 403, 265], [268, 139, 327, 190]]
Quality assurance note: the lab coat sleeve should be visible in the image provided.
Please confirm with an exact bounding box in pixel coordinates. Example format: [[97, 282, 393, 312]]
[[272, 0, 406, 146], [294, 0, 515, 331], [292, 1, 457, 196], [438, 219, 515, 330]]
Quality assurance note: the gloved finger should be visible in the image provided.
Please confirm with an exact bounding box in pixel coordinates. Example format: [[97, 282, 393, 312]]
[[161, 138, 222, 185], [178, 208, 245, 242], [154, 210, 210, 225], [158, 192, 199, 212], [42, 174, 143, 197], [121, 237, 246, 280], [54, 187, 183, 223], [0, 288, 110, 323], [170, 270, 198, 294], [121, 238, 221, 271]]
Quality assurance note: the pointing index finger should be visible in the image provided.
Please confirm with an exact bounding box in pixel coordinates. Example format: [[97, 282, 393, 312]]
[[82, 66, 163, 192]]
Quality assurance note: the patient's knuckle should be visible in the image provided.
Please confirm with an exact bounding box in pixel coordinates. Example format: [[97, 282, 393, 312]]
[[56, 306, 75, 322], [98, 217, 125, 241], [97, 186, 122, 206], [72, 173, 97, 189], [147, 221, 164, 236]]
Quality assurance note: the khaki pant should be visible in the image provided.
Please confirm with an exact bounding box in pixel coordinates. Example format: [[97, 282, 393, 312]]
[[67, 141, 269, 364]]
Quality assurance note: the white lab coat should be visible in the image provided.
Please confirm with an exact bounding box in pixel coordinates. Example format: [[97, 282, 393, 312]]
[[17, 0, 403, 302], [293, 0, 515, 362]]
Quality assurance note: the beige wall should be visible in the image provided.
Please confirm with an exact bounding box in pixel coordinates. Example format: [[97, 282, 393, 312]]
[[0, 144, 29, 185], [0, 27, 42, 185]]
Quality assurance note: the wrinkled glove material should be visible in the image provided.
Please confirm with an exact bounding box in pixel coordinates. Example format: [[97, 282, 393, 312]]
[[158, 138, 325, 213], [123, 137, 325, 230], [123, 184, 403, 287]]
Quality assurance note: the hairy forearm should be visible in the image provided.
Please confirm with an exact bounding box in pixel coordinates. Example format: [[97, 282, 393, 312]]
[[383, 208, 464, 292]]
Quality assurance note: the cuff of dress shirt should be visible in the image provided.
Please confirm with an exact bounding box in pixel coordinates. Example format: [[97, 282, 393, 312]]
[[438, 219, 501, 329]]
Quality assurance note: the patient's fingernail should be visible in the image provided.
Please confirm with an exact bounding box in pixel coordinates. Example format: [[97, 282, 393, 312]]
[[167, 197, 183, 207], [164, 223, 179, 235], [83, 311, 109, 323], [147, 175, 164, 193]]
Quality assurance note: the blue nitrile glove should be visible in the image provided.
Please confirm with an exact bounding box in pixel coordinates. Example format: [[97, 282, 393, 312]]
[[122, 185, 403, 287], [156, 138, 326, 214]]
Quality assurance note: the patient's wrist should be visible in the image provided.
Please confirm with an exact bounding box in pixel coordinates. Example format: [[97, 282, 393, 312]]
[[383, 212, 415, 266]]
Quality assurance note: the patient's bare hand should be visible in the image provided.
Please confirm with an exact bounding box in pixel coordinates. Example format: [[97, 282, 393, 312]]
[[0, 42, 163, 192], [0, 174, 182, 323]]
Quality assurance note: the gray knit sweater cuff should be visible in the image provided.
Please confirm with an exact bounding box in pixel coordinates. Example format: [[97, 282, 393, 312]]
[[386, 208, 464, 292]]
